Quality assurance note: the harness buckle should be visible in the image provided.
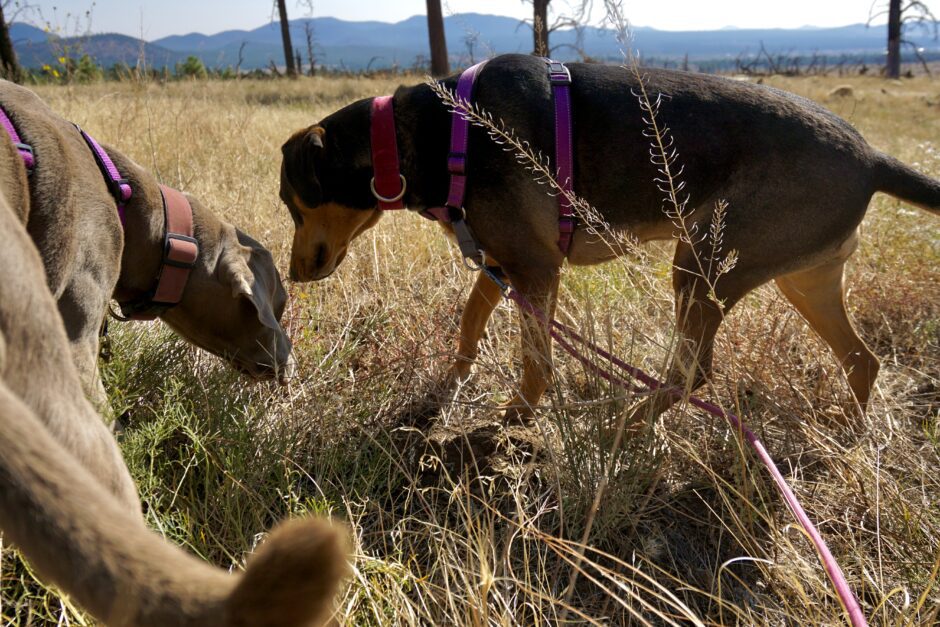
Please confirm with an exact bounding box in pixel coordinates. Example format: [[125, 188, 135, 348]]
[[14, 142, 33, 157], [107, 177, 131, 202], [14, 142, 34, 175], [547, 62, 571, 86], [164, 233, 199, 269]]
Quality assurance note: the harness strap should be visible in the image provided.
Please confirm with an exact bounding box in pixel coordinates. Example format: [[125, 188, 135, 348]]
[[74, 129, 198, 321], [444, 61, 487, 211], [412, 61, 490, 264], [369, 59, 575, 264], [545, 59, 576, 255], [0, 104, 35, 172], [370, 96, 406, 209], [443, 61, 489, 264], [75, 125, 133, 226]]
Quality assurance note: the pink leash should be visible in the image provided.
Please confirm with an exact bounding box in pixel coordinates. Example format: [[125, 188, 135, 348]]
[[480, 267, 867, 626]]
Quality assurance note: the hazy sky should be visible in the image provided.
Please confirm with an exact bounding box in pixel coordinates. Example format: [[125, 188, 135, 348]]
[[17, 1, 935, 40]]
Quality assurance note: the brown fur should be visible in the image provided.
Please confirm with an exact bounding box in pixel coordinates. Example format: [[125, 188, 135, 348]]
[[0, 125, 348, 627], [287, 196, 380, 281], [0, 79, 293, 408], [280, 55, 940, 422]]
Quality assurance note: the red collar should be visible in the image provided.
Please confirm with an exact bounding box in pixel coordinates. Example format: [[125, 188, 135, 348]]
[[369, 95, 406, 209]]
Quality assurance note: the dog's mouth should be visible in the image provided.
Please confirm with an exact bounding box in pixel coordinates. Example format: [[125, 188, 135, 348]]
[[290, 265, 336, 282], [231, 354, 295, 385], [289, 248, 347, 282]]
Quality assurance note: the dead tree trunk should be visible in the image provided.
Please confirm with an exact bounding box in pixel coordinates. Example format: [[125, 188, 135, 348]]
[[425, 0, 449, 77], [276, 0, 298, 78], [0, 5, 22, 82], [886, 0, 901, 78], [532, 0, 550, 56]]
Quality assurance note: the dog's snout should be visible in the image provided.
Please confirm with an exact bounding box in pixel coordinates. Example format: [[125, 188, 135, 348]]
[[314, 245, 327, 273]]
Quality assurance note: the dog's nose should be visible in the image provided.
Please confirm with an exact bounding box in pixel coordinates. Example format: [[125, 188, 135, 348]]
[[278, 353, 297, 385], [313, 245, 327, 273]]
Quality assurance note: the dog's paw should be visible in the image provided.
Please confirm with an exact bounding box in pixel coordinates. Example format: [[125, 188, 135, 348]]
[[439, 361, 473, 393], [498, 397, 536, 426]]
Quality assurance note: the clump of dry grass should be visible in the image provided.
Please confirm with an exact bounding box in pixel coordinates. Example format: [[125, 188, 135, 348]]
[[0, 68, 937, 625]]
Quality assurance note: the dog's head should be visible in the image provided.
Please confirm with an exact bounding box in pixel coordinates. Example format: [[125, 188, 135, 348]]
[[160, 195, 293, 383], [279, 123, 381, 282]]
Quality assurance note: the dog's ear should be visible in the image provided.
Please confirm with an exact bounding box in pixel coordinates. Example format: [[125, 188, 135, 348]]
[[281, 125, 325, 209], [216, 225, 284, 333]]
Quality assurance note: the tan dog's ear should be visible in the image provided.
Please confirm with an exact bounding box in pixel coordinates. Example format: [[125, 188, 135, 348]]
[[281, 125, 325, 209], [216, 225, 285, 333]]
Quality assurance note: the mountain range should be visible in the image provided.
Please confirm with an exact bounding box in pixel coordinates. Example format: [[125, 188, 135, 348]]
[[10, 13, 940, 72]]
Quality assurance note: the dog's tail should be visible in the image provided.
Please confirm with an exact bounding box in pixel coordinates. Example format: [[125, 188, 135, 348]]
[[0, 379, 349, 627], [872, 152, 940, 214]]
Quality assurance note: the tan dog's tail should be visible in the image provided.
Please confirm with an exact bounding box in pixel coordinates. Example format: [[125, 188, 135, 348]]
[[0, 379, 348, 627], [873, 152, 940, 214]]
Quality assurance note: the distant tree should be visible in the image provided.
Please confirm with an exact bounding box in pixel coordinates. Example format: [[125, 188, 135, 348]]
[[520, 0, 592, 57], [296, 1, 317, 76], [869, 0, 938, 78], [176, 55, 207, 79], [275, 0, 298, 77], [530, 0, 549, 56], [426, 0, 449, 77], [303, 20, 316, 75], [74, 53, 102, 82], [0, 2, 25, 82]]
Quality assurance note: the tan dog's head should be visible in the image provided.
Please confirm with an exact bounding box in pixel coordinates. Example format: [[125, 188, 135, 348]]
[[279, 124, 381, 282], [160, 195, 292, 382]]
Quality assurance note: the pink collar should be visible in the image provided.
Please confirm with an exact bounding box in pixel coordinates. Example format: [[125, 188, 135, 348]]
[[369, 95, 406, 209]]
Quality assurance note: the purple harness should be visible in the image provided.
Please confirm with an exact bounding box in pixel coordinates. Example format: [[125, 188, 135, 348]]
[[423, 58, 576, 262], [0, 106, 35, 172], [74, 125, 133, 226], [0, 103, 199, 320]]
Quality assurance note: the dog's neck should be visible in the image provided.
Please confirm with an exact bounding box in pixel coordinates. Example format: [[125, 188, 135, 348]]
[[104, 149, 177, 303], [378, 85, 454, 213]]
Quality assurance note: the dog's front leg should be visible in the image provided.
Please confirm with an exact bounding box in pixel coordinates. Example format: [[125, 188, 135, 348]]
[[443, 268, 505, 388], [500, 264, 561, 422]]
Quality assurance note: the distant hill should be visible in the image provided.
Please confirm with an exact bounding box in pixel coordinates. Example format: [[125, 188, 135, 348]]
[[11, 13, 940, 72], [11, 22, 184, 69]]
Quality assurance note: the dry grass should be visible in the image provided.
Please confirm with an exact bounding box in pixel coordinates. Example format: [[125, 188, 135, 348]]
[[0, 71, 938, 625]]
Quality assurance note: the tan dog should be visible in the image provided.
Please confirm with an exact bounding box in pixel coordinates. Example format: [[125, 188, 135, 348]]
[[280, 55, 939, 421], [0, 80, 292, 407], [0, 123, 347, 627]]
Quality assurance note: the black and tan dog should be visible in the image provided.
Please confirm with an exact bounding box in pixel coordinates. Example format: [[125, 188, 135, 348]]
[[0, 131, 347, 626], [0, 80, 292, 408], [281, 54, 939, 420]]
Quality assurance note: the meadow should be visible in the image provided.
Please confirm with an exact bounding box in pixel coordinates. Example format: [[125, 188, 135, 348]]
[[0, 70, 937, 625]]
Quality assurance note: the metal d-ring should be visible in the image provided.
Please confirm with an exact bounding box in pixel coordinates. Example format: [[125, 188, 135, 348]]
[[462, 254, 484, 271], [370, 175, 407, 203]]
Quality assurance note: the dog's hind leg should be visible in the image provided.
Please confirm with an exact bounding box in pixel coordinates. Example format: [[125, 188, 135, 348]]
[[625, 241, 751, 426], [775, 253, 879, 411]]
